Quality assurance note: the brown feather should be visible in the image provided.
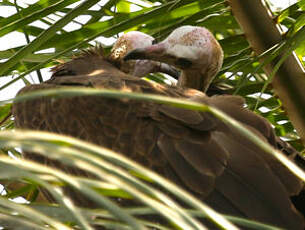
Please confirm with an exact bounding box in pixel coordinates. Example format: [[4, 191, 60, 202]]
[[13, 53, 304, 229]]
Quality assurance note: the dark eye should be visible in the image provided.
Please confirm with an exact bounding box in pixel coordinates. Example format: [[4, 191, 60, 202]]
[[175, 58, 192, 69]]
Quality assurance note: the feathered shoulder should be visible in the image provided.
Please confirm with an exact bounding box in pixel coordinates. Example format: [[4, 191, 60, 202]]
[[51, 44, 113, 78]]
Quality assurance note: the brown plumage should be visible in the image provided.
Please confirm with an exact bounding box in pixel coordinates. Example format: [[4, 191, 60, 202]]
[[13, 28, 304, 229]]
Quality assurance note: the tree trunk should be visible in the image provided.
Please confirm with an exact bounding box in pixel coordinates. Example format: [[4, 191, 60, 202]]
[[228, 0, 305, 143]]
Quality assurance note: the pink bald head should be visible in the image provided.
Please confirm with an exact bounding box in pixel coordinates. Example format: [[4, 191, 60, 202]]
[[110, 31, 154, 61], [164, 26, 223, 65]]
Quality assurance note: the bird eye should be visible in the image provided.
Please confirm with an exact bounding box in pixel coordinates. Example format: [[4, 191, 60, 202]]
[[175, 58, 192, 69]]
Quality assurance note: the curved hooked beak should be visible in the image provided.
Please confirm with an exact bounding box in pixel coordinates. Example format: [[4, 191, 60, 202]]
[[124, 43, 180, 79], [124, 43, 167, 61]]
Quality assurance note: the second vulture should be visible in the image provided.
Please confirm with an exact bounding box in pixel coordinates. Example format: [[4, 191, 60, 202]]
[[13, 26, 304, 229]]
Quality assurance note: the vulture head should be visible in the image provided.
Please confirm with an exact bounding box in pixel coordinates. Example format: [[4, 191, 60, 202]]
[[124, 26, 223, 92], [110, 31, 179, 78]]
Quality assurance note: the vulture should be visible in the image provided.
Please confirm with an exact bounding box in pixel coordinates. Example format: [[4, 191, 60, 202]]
[[13, 26, 305, 229]]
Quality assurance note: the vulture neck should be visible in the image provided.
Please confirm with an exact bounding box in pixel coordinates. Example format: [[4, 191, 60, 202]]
[[177, 69, 212, 93]]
